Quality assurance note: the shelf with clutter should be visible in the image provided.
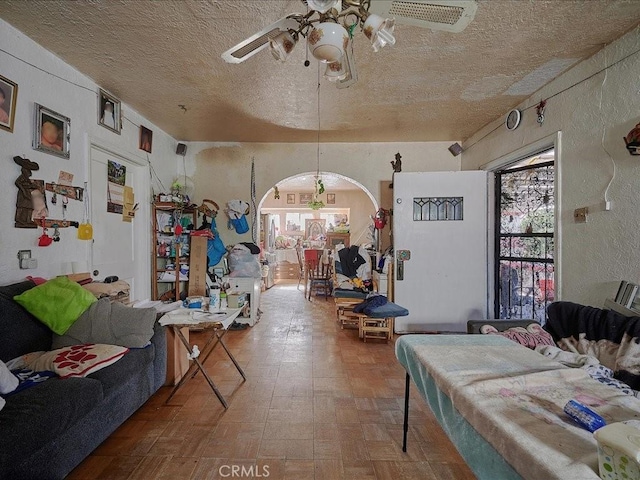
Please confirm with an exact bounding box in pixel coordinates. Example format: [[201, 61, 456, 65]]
[[151, 203, 196, 301]]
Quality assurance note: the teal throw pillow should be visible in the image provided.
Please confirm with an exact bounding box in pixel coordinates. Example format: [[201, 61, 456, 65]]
[[13, 276, 97, 335]]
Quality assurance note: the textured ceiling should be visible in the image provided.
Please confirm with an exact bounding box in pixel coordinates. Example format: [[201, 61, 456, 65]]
[[1, 0, 639, 143]]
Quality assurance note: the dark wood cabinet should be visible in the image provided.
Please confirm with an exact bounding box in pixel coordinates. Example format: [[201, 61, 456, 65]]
[[326, 232, 350, 248]]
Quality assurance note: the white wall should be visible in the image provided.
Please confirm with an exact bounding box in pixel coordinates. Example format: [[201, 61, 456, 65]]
[[461, 27, 640, 307], [183, 141, 460, 248], [0, 19, 178, 285]]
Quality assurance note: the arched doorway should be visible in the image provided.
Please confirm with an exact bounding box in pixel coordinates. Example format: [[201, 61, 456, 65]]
[[257, 171, 378, 287]]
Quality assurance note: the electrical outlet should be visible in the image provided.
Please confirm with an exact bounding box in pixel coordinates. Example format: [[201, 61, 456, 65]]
[[17, 250, 34, 269], [19, 258, 37, 269], [574, 207, 588, 223]]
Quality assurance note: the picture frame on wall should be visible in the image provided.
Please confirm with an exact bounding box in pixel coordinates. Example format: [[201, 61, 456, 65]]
[[98, 89, 121, 134], [0, 74, 18, 133], [33, 103, 70, 159], [299, 193, 312, 204], [140, 125, 153, 153], [326, 193, 336, 204], [287, 193, 295, 204]]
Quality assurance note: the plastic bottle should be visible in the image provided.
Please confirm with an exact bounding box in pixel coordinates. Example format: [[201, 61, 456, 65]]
[[209, 286, 220, 312], [220, 291, 227, 310]]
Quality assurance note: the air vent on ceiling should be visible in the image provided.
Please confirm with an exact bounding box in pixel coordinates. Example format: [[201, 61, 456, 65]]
[[369, 0, 477, 33], [230, 28, 280, 60], [390, 2, 463, 25]]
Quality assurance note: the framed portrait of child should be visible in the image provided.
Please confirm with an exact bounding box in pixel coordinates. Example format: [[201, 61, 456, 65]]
[[33, 104, 70, 159], [0, 74, 18, 133], [98, 89, 121, 134]]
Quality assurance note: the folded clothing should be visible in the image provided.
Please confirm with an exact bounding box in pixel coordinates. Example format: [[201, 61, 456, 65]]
[[333, 288, 368, 299], [354, 295, 388, 314]]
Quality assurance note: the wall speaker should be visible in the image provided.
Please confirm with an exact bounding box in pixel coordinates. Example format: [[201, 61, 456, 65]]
[[448, 142, 463, 156], [176, 143, 187, 156]]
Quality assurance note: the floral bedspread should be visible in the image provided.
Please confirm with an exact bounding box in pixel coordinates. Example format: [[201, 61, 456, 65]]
[[397, 335, 640, 480]]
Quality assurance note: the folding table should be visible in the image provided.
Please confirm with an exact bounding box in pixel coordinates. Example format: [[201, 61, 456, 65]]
[[159, 308, 246, 408]]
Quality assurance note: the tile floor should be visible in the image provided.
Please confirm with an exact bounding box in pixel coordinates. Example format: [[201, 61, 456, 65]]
[[68, 282, 476, 479]]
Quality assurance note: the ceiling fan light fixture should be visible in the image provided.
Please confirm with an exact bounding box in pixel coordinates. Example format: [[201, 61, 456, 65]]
[[308, 22, 348, 63], [305, 0, 342, 14], [363, 14, 396, 52], [324, 60, 347, 82], [223, 0, 479, 88], [269, 30, 297, 61]]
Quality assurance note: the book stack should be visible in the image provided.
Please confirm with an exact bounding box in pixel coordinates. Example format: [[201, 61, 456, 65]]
[[614, 281, 640, 310]]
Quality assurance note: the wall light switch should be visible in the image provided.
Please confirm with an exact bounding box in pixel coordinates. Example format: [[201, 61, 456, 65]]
[[574, 207, 588, 223]]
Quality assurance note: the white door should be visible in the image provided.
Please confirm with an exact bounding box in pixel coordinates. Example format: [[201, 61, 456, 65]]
[[90, 145, 150, 300], [393, 171, 488, 332]]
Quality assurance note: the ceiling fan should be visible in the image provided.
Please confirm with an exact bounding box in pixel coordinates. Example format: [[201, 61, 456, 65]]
[[221, 0, 477, 88]]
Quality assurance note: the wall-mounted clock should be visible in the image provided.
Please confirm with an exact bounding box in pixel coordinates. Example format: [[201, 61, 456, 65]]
[[505, 109, 522, 131]]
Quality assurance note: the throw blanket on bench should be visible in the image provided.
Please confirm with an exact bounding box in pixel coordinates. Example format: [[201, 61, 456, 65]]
[[546, 301, 640, 389]]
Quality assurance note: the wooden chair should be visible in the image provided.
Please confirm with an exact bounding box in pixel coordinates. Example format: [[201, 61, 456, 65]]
[[295, 246, 304, 290], [306, 257, 333, 301], [302, 249, 321, 297]]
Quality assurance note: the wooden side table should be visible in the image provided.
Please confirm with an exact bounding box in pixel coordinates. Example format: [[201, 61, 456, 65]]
[[359, 315, 395, 343]]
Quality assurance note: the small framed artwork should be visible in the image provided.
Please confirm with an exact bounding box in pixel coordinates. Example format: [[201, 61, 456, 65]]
[[299, 193, 312, 204], [140, 125, 152, 153], [98, 89, 121, 134], [0, 74, 18, 133], [286, 193, 295, 204], [326, 193, 336, 204], [33, 103, 70, 159]]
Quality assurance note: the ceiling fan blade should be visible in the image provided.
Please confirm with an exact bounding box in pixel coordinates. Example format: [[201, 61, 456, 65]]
[[221, 15, 302, 64], [368, 0, 478, 33]]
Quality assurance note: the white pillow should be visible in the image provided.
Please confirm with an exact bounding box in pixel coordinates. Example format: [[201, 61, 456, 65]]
[[0, 396, 5, 412], [0, 360, 18, 395], [24, 344, 128, 379]]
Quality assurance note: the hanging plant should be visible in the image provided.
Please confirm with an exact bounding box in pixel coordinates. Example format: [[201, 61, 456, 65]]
[[308, 178, 325, 210], [308, 197, 325, 210]]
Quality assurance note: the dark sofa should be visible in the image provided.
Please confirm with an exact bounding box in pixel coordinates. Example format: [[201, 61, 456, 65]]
[[0, 280, 166, 480]]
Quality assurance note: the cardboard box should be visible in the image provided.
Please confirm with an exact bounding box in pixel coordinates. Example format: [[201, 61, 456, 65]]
[[188, 235, 208, 296], [165, 327, 189, 386], [228, 292, 247, 308]]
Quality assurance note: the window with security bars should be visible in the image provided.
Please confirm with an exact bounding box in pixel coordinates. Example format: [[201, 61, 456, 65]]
[[413, 197, 463, 221]]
